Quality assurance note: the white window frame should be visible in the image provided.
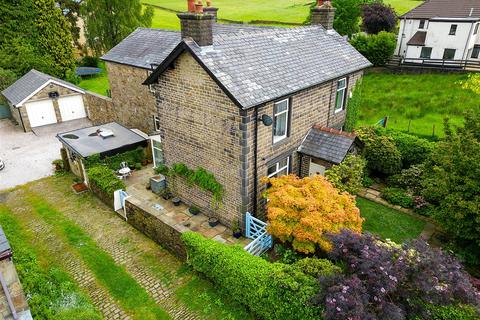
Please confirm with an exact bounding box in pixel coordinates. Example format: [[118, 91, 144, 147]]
[[419, 19, 426, 29], [334, 78, 347, 113], [153, 115, 160, 132], [474, 23, 479, 35], [267, 156, 290, 178], [272, 98, 289, 144], [449, 24, 457, 35], [420, 47, 432, 59], [150, 135, 163, 168]]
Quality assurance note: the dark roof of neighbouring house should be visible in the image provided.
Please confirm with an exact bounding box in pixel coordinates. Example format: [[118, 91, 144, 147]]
[[1, 69, 84, 107], [0, 226, 12, 261], [407, 31, 427, 46], [401, 0, 480, 19], [56, 122, 147, 158], [298, 126, 357, 164], [103, 24, 371, 109]]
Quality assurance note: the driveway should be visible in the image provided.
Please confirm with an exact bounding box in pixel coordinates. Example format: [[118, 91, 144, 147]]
[[0, 118, 92, 191]]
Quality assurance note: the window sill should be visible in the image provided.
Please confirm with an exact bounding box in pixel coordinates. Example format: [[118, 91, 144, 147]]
[[334, 108, 344, 114], [272, 136, 290, 148]]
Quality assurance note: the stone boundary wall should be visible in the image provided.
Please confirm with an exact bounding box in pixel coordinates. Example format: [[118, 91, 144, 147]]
[[84, 91, 115, 125], [89, 179, 114, 209], [125, 197, 187, 260]]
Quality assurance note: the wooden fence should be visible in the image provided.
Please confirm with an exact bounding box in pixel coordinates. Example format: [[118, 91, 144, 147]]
[[387, 56, 480, 72]]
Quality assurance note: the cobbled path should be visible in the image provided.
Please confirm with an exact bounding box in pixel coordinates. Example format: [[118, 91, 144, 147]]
[[29, 180, 200, 320]]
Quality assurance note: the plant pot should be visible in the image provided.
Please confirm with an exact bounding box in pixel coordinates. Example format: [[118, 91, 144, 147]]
[[172, 197, 181, 206], [142, 160, 148, 166], [147, 159, 153, 164], [162, 192, 173, 200], [189, 207, 200, 215], [208, 217, 220, 227], [233, 231, 242, 239]]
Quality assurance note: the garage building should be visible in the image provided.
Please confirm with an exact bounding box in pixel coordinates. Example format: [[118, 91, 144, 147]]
[[1, 69, 92, 132]]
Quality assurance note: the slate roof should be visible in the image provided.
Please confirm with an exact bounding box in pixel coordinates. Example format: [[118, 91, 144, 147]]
[[407, 31, 427, 46], [2, 69, 84, 107], [298, 126, 356, 164], [401, 0, 480, 19], [57, 122, 147, 158]]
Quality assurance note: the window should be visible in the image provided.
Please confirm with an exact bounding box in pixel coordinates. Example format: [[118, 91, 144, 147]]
[[420, 47, 432, 59], [472, 46, 480, 59], [267, 156, 290, 178], [150, 135, 163, 168], [335, 78, 347, 113], [153, 115, 160, 131], [147, 70, 155, 93], [273, 99, 289, 143], [474, 24, 479, 35], [443, 48, 456, 60], [449, 24, 457, 35], [419, 20, 426, 29]]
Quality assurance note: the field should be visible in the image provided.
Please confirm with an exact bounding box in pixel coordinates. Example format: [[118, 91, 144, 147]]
[[358, 71, 479, 138], [144, 0, 421, 31], [78, 61, 110, 96]]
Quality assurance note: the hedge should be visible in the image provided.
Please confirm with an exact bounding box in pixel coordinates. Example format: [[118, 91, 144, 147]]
[[381, 129, 435, 168], [181, 232, 322, 320], [84, 147, 145, 171], [87, 165, 126, 195]]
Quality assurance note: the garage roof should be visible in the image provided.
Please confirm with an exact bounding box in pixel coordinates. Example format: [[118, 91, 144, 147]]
[[56, 122, 148, 158], [1, 69, 84, 107]]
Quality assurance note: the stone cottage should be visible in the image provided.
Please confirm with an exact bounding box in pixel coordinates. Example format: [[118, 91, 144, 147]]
[[102, 0, 371, 226]]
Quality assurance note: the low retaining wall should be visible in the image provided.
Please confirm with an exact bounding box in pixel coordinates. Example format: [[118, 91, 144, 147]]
[[88, 180, 114, 209], [125, 197, 187, 260]]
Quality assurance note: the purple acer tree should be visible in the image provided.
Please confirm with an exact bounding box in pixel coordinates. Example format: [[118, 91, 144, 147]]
[[361, 3, 397, 34]]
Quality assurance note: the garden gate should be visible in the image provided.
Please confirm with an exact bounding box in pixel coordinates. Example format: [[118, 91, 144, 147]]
[[244, 212, 272, 256], [113, 190, 130, 220]]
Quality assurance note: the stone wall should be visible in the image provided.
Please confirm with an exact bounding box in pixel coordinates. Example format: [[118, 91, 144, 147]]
[[152, 52, 243, 228], [88, 177, 114, 209], [84, 91, 114, 125], [244, 71, 364, 218], [106, 62, 158, 134], [125, 198, 187, 260], [0, 258, 30, 319]]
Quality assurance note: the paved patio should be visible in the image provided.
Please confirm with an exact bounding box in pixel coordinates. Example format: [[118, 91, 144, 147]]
[[124, 166, 250, 246]]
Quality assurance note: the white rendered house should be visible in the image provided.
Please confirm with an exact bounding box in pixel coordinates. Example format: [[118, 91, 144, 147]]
[[396, 0, 480, 61]]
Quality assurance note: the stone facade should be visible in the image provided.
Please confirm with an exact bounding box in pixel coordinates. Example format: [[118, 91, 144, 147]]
[[106, 62, 158, 134], [177, 12, 215, 47], [150, 49, 364, 225], [0, 258, 30, 319], [83, 91, 114, 125], [311, 5, 336, 30]]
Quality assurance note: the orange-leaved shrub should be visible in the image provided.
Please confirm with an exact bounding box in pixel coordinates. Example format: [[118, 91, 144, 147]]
[[262, 174, 363, 254]]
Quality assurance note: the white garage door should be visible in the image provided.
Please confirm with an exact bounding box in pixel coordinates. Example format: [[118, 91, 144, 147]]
[[58, 95, 86, 122], [25, 99, 57, 128]]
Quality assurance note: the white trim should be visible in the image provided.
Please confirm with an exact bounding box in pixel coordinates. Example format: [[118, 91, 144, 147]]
[[334, 78, 347, 113], [150, 135, 162, 168], [272, 98, 289, 143], [267, 156, 290, 178], [16, 79, 85, 107], [153, 115, 161, 132]]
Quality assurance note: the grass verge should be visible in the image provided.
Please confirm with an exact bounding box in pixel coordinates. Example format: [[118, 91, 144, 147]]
[[25, 192, 171, 320], [0, 205, 102, 320], [357, 196, 425, 243], [78, 61, 110, 96]]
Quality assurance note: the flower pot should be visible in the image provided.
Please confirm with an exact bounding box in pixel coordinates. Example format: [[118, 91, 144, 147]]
[[233, 231, 242, 239], [189, 207, 200, 215], [208, 217, 219, 227], [172, 197, 181, 206], [162, 192, 173, 200]]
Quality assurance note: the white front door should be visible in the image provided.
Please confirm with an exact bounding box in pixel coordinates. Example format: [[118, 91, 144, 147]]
[[58, 95, 86, 122], [25, 99, 57, 127], [150, 135, 163, 168]]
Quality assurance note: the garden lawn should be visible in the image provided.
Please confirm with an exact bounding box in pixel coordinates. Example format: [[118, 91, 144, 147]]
[[358, 71, 480, 138], [357, 197, 425, 243], [78, 61, 110, 96], [384, 0, 421, 15]]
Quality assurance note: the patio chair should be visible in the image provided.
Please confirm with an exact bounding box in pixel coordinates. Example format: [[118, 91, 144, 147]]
[[118, 162, 132, 179]]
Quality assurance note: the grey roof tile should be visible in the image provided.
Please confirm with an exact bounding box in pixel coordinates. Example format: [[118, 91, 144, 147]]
[[401, 0, 480, 19], [298, 126, 356, 164], [2, 69, 84, 106]]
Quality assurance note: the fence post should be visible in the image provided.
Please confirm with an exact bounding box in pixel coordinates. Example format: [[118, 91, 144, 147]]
[[408, 120, 411, 133], [383, 116, 388, 128], [245, 212, 251, 238], [432, 124, 435, 138]]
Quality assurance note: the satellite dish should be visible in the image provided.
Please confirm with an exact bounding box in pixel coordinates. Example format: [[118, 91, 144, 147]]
[[261, 114, 273, 126]]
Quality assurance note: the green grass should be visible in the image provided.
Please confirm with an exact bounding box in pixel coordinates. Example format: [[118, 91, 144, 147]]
[[358, 71, 480, 138], [150, 7, 180, 30], [26, 192, 171, 320], [384, 0, 421, 15], [357, 197, 425, 243], [78, 61, 110, 96], [175, 275, 254, 320]]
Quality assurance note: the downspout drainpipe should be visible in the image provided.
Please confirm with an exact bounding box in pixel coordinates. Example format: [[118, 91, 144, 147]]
[[0, 271, 18, 320], [253, 106, 259, 216], [398, 16, 407, 56], [462, 21, 475, 61]]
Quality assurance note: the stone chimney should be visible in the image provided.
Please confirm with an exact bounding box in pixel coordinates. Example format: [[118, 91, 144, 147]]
[[177, 0, 215, 46], [311, 0, 336, 30], [204, 0, 219, 21]]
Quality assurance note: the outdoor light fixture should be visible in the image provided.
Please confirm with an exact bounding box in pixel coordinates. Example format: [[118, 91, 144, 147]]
[[259, 114, 273, 126]]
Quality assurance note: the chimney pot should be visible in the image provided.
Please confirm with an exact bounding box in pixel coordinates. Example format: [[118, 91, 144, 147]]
[[206, 0, 212, 7], [178, 0, 214, 46], [204, 0, 219, 21], [195, 0, 204, 14], [188, 0, 195, 12]]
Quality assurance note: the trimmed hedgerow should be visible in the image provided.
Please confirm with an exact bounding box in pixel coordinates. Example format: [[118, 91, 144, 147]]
[[181, 232, 321, 320], [87, 165, 126, 195], [293, 258, 341, 278], [381, 187, 414, 208]]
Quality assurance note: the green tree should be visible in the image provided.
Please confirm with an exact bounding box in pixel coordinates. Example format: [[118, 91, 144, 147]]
[[329, 0, 380, 37], [82, 0, 154, 55], [325, 154, 366, 195], [422, 112, 480, 266], [58, 0, 84, 48], [344, 81, 362, 132], [350, 31, 396, 66]]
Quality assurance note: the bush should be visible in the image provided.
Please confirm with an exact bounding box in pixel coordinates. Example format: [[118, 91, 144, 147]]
[[263, 175, 363, 254], [84, 147, 145, 170], [381, 187, 414, 208], [325, 154, 366, 195], [344, 81, 362, 132], [273, 243, 302, 264], [350, 31, 396, 66], [423, 304, 480, 320], [293, 258, 341, 278], [182, 232, 321, 320], [312, 230, 480, 320], [357, 127, 402, 176], [79, 56, 100, 67], [387, 130, 435, 168], [361, 2, 397, 34], [87, 165, 126, 195], [387, 164, 425, 193]]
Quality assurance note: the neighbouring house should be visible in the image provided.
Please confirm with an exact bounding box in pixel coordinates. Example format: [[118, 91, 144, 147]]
[[101, 0, 371, 226], [1, 69, 111, 132], [396, 0, 480, 62], [56, 122, 148, 184]]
